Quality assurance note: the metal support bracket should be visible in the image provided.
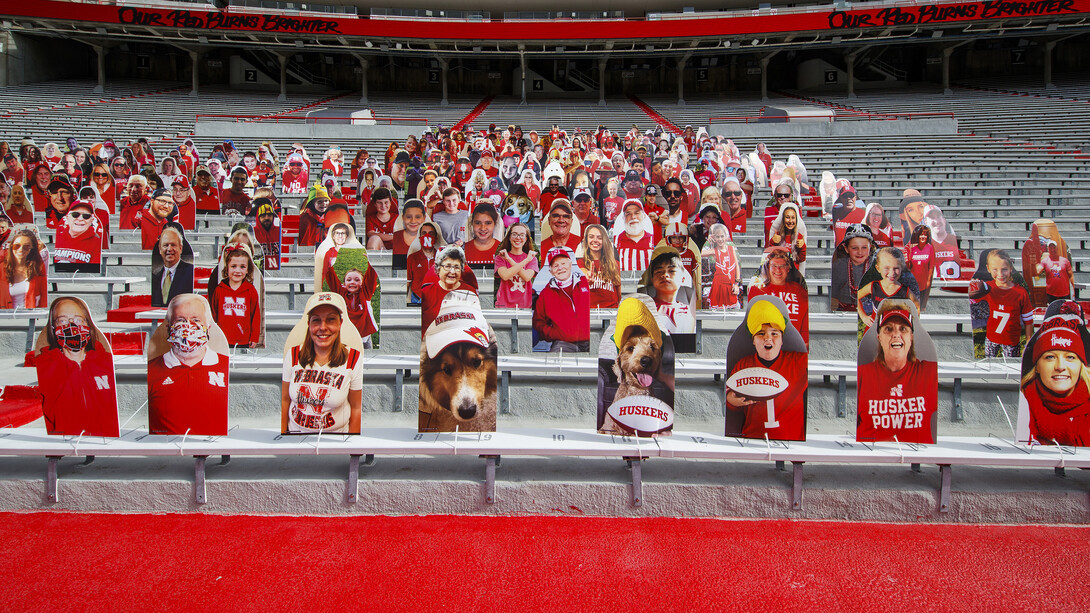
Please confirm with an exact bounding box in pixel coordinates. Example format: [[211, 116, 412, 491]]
[[626, 457, 643, 508], [482, 455, 500, 504], [393, 369, 404, 412], [911, 463, 922, 473], [348, 454, 361, 503], [792, 461, 804, 510], [194, 455, 208, 504], [510, 317, 519, 353], [837, 375, 847, 418], [46, 455, 61, 503], [952, 379, 964, 422], [938, 464, 952, 513], [695, 319, 703, 354], [499, 370, 510, 414], [1055, 466, 1066, 477], [288, 283, 297, 310], [775, 460, 786, 471], [25, 318, 36, 353]]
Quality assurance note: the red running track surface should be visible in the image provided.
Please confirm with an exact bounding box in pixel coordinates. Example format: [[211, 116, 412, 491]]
[[1, 512, 1088, 612]]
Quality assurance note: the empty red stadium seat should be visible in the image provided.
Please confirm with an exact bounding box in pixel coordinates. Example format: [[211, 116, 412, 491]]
[[107, 294, 156, 323], [105, 332, 147, 355], [0, 385, 43, 428]]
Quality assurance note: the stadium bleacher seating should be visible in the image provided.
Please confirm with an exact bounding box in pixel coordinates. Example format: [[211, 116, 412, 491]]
[[2, 75, 1089, 513]]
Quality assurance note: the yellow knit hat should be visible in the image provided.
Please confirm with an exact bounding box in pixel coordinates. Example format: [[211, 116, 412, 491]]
[[613, 297, 662, 349], [746, 300, 786, 336]]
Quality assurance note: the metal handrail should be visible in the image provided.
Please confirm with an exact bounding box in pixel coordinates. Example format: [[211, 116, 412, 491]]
[[195, 114, 430, 124], [708, 111, 957, 123]]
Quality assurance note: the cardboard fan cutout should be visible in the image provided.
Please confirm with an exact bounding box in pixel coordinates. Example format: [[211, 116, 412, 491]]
[[392, 198, 429, 270], [151, 223, 195, 307], [1023, 219, 1073, 307], [208, 243, 266, 349], [53, 197, 102, 274], [1, 225, 48, 309], [968, 248, 1034, 359], [576, 223, 622, 310], [251, 198, 282, 270], [316, 223, 380, 348], [494, 222, 539, 309], [34, 296, 119, 437], [147, 293, 231, 436], [856, 246, 922, 340], [898, 193, 961, 282], [1017, 300, 1090, 446], [419, 290, 498, 433], [748, 247, 810, 348], [856, 300, 938, 444], [406, 221, 447, 306], [700, 223, 742, 310], [725, 296, 808, 441], [638, 245, 697, 354], [597, 296, 675, 437], [612, 198, 655, 273], [282, 292, 365, 435], [532, 246, 591, 353]]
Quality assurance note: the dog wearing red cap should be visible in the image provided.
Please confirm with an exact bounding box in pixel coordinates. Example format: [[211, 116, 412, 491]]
[[419, 291, 498, 432]]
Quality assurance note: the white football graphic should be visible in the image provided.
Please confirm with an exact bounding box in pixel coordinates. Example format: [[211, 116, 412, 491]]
[[607, 395, 674, 435], [726, 367, 789, 400]]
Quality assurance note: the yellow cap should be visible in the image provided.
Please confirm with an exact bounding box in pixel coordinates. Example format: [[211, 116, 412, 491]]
[[613, 297, 662, 349], [746, 300, 786, 336]]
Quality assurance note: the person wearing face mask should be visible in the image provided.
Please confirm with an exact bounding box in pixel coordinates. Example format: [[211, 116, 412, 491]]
[[148, 293, 229, 435], [34, 296, 119, 437], [53, 199, 102, 272], [152, 225, 194, 307]]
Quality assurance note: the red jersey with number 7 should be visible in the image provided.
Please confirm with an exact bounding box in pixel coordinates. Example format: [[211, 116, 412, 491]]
[[972, 281, 1033, 346]]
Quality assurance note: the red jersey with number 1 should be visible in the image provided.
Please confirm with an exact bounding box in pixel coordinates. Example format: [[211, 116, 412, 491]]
[[727, 351, 807, 441]]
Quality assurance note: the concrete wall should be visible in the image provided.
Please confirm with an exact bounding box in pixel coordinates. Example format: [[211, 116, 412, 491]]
[[709, 117, 958, 138], [511, 67, 566, 96], [195, 120, 420, 141], [0, 32, 92, 86], [797, 58, 848, 92], [229, 54, 279, 87]]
